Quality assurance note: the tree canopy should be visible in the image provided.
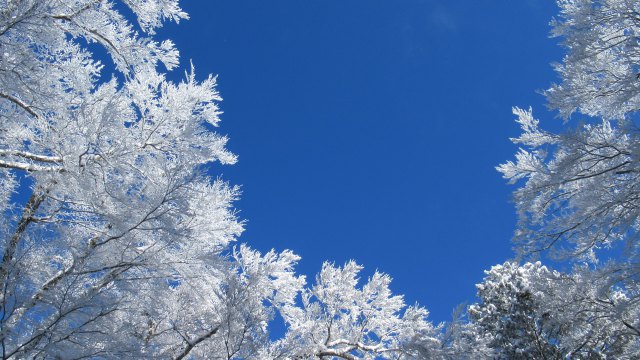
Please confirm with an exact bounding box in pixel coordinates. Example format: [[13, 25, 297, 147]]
[[2, 0, 640, 359]]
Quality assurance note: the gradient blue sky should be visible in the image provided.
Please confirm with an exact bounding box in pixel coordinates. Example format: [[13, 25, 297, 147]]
[[158, 1, 562, 323]]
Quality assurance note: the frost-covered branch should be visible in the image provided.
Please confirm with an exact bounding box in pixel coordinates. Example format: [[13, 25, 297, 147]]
[[173, 326, 220, 360], [0, 92, 40, 119], [0, 150, 62, 164]]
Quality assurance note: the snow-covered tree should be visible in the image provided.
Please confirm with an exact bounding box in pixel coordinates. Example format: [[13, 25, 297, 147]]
[[470, 262, 640, 359], [496, 106, 640, 262], [496, 0, 640, 357], [267, 261, 440, 359], [0, 1, 306, 357], [495, 2, 640, 315], [497, 0, 640, 264], [498, 0, 640, 267], [546, 0, 640, 120]]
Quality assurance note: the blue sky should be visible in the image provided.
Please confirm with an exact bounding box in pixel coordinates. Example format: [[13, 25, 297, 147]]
[[158, 1, 562, 323]]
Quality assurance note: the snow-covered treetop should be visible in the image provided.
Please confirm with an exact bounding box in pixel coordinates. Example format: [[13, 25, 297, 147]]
[[547, 0, 640, 120]]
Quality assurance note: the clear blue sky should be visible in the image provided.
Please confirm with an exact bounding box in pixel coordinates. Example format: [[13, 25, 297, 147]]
[[158, 1, 562, 323]]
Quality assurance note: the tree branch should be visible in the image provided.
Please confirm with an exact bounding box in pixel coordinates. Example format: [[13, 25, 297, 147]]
[[0, 159, 61, 172], [173, 326, 220, 360], [0, 150, 61, 163], [0, 92, 40, 119]]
